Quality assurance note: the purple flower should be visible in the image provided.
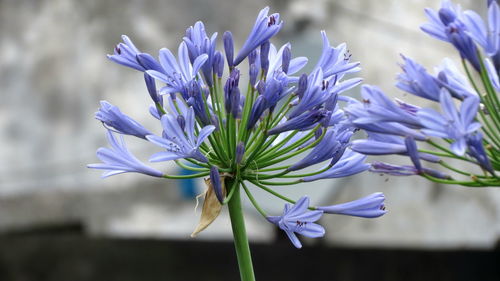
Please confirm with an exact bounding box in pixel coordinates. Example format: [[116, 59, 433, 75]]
[[370, 161, 451, 179], [184, 21, 218, 86], [467, 133, 495, 175], [346, 100, 427, 140], [247, 95, 268, 130], [224, 69, 241, 116], [302, 149, 369, 181], [420, 1, 481, 70], [267, 196, 325, 249], [352, 85, 421, 126], [210, 166, 224, 203], [288, 128, 352, 171], [263, 43, 308, 83], [417, 89, 481, 155], [462, 1, 500, 56], [351, 133, 440, 162], [317, 193, 386, 218], [144, 73, 162, 105], [88, 130, 163, 178], [288, 68, 328, 119], [435, 58, 476, 99], [314, 31, 360, 78], [146, 42, 208, 97], [396, 55, 441, 101], [233, 7, 283, 66], [107, 35, 143, 71], [223, 31, 235, 68], [95, 101, 151, 139], [260, 41, 271, 74], [268, 110, 327, 135], [485, 58, 500, 91], [146, 107, 215, 163], [108, 35, 162, 72], [236, 142, 245, 164]]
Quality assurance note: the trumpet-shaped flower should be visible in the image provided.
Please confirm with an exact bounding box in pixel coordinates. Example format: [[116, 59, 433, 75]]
[[302, 149, 369, 181], [351, 133, 440, 162], [146, 108, 215, 163], [314, 31, 360, 79], [267, 196, 325, 249], [289, 128, 352, 171], [233, 7, 283, 66], [353, 85, 421, 126], [420, 1, 481, 70], [95, 101, 151, 139], [467, 133, 495, 175], [146, 42, 208, 97], [396, 55, 442, 101], [417, 89, 481, 155], [435, 58, 476, 99], [317, 192, 386, 218], [88, 130, 163, 178], [370, 161, 451, 179], [485, 58, 500, 91], [184, 21, 218, 86], [462, 0, 500, 56], [108, 35, 162, 73], [268, 110, 327, 135]]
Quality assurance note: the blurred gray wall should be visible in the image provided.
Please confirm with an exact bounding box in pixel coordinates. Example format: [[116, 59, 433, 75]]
[[1, 0, 500, 249]]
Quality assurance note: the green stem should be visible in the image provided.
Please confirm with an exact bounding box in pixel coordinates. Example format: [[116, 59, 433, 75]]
[[161, 171, 209, 179], [227, 181, 256, 281]]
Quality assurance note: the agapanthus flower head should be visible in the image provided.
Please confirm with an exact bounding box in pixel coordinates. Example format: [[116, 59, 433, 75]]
[[267, 196, 324, 249], [92, 6, 385, 261], [350, 0, 500, 186]]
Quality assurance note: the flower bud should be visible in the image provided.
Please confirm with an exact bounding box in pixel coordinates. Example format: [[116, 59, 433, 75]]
[[213, 51, 224, 78], [177, 115, 186, 131], [282, 46, 291, 74], [223, 31, 234, 68], [260, 41, 270, 74], [144, 73, 161, 105], [231, 87, 241, 119], [236, 142, 245, 164], [404, 136, 422, 172], [297, 74, 308, 99], [249, 63, 259, 87], [248, 49, 258, 66], [210, 166, 224, 203]]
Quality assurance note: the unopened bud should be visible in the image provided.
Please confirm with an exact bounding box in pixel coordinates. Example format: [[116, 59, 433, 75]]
[[236, 142, 245, 164]]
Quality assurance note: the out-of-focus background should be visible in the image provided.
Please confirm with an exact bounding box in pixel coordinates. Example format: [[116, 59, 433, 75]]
[[1, 0, 499, 280]]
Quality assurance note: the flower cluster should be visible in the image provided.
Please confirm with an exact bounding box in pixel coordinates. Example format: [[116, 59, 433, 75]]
[[89, 7, 386, 248], [347, 0, 500, 187]]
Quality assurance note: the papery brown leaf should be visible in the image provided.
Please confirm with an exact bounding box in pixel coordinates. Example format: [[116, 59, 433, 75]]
[[191, 176, 226, 237]]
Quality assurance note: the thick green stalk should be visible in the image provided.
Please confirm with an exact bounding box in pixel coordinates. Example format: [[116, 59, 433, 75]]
[[227, 181, 256, 281]]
